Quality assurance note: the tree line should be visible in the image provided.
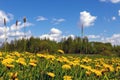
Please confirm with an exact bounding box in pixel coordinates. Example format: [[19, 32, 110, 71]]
[[0, 36, 120, 56]]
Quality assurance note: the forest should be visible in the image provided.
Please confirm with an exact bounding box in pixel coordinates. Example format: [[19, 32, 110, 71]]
[[0, 36, 120, 56]]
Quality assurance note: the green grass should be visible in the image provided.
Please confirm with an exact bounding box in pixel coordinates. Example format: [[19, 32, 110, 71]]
[[0, 52, 120, 80]]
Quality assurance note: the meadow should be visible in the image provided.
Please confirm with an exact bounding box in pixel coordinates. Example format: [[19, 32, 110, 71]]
[[0, 51, 120, 80]]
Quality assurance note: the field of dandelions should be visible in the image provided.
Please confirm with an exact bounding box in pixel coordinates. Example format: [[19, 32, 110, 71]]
[[0, 51, 120, 80]]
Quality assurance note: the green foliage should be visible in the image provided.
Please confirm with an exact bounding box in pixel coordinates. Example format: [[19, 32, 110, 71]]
[[0, 36, 120, 56], [100, 50, 113, 56]]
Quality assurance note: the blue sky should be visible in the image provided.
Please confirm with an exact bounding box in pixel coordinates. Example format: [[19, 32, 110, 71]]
[[0, 0, 120, 45]]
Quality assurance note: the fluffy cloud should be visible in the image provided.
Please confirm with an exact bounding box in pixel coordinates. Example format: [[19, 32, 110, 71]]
[[51, 18, 65, 25], [102, 34, 120, 45], [50, 28, 62, 34], [118, 10, 120, 16], [36, 16, 48, 21], [100, 0, 120, 3], [0, 22, 33, 43], [80, 11, 97, 27], [10, 22, 34, 31], [112, 16, 116, 20], [100, 0, 106, 1], [0, 10, 13, 25], [86, 34, 120, 45], [87, 35, 101, 39], [40, 28, 62, 41], [0, 27, 9, 39], [40, 28, 75, 41], [8, 31, 24, 37], [111, 0, 120, 3], [0, 10, 33, 44]]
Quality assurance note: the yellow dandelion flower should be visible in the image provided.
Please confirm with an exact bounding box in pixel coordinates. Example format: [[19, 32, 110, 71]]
[[14, 52, 21, 57], [16, 58, 26, 66], [30, 59, 37, 63], [63, 75, 72, 80], [57, 56, 70, 63], [116, 66, 120, 72], [6, 64, 15, 68], [37, 54, 46, 58], [91, 69, 102, 77], [9, 72, 18, 79], [2, 58, 14, 65], [86, 71, 91, 76], [47, 72, 55, 78], [0, 52, 2, 56], [101, 69, 108, 73], [102, 63, 114, 72], [62, 64, 71, 70], [58, 49, 64, 54], [80, 65, 92, 70], [29, 62, 37, 67], [15, 78, 19, 80], [45, 55, 55, 60]]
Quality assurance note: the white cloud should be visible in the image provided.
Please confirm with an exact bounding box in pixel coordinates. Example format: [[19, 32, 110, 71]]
[[118, 10, 120, 16], [40, 28, 62, 41], [0, 10, 33, 44], [100, 34, 120, 45], [111, 0, 120, 3], [40, 34, 61, 41], [0, 34, 5, 40], [100, 0, 107, 2], [40, 28, 75, 42], [10, 22, 21, 31], [50, 28, 62, 34], [10, 22, 34, 31], [17, 30, 32, 40], [51, 18, 65, 25], [0, 26, 9, 40], [7, 30, 32, 42], [0, 10, 13, 26], [80, 11, 97, 27], [0, 22, 33, 43], [87, 35, 100, 39], [100, 0, 120, 3], [112, 16, 116, 20], [62, 35, 75, 40], [36, 16, 48, 21]]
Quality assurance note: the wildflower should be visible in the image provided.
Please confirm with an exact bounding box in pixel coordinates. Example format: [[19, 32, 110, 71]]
[[16, 58, 26, 66], [6, 64, 15, 68], [81, 57, 92, 63], [62, 64, 71, 70], [2, 58, 14, 65], [47, 72, 55, 78], [69, 60, 80, 66], [14, 52, 21, 57], [102, 63, 114, 72], [0, 52, 2, 56], [101, 69, 108, 74], [86, 71, 91, 76], [29, 62, 37, 67], [9, 72, 18, 79], [63, 75, 72, 80], [80, 65, 92, 70], [58, 49, 64, 54], [37, 54, 46, 58], [45, 55, 55, 60], [116, 66, 120, 72], [57, 56, 70, 63], [91, 69, 102, 77], [15, 78, 19, 80], [30, 59, 37, 63], [12, 72, 18, 79]]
